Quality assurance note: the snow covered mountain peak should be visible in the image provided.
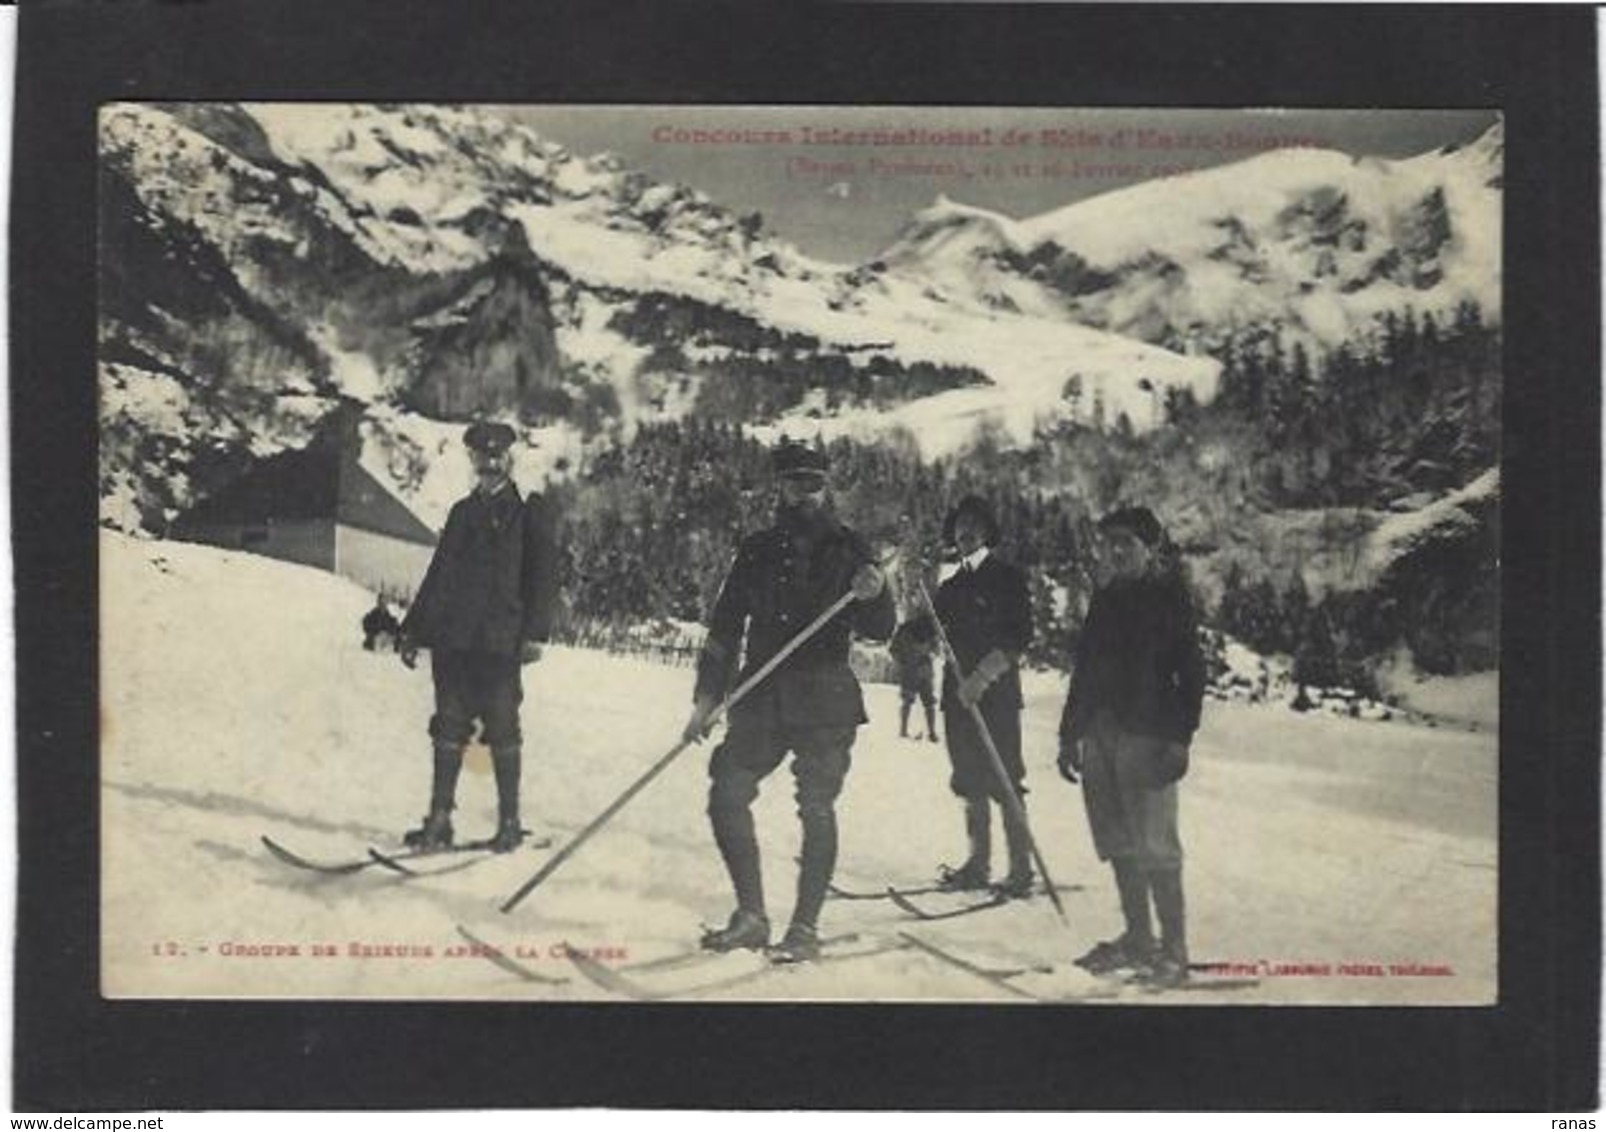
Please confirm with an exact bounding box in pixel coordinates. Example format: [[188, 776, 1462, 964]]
[[1438, 119, 1501, 188], [872, 125, 1502, 351], [100, 102, 1499, 535], [878, 194, 1024, 270], [101, 99, 1232, 534]]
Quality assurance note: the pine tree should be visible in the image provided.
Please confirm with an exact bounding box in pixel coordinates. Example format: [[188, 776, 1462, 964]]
[[1292, 606, 1341, 690]]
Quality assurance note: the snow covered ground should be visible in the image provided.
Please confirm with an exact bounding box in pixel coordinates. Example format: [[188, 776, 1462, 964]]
[[100, 532, 1496, 1004]]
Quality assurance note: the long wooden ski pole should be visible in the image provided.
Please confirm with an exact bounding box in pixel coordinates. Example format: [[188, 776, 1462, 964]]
[[917, 577, 1071, 928], [500, 589, 858, 914]]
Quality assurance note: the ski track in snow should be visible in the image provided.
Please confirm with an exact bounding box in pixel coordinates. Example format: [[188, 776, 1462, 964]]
[[101, 532, 1497, 1003]]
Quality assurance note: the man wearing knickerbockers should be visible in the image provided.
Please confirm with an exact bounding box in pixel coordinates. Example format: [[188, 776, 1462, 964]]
[[1058, 505, 1205, 988], [682, 439, 895, 963], [399, 421, 557, 853]]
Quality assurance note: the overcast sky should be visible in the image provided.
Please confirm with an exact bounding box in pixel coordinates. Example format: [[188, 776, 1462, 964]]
[[495, 106, 1499, 263]]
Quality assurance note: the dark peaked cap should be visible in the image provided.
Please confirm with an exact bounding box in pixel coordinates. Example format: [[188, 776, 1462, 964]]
[[772, 438, 828, 478], [464, 421, 517, 455]]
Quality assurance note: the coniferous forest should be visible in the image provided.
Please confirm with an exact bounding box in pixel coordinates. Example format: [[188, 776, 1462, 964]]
[[547, 305, 1500, 689]]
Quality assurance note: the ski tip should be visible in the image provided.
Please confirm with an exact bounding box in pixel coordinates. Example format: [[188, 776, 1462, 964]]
[[260, 835, 370, 874], [260, 834, 296, 858], [455, 924, 570, 987], [260, 835, 296, 866], [561, 940, 666, 1001]]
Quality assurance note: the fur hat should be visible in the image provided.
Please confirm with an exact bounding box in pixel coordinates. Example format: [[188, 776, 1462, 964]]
[[463, 420, 517, 455], [942, 494, 1001, 546], [1097, 505, 1165, 548]]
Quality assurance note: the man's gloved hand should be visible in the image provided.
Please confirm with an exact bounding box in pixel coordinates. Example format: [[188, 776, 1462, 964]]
[[397, 633, 420, 670], [1056, 738, 1083, 785], [957, 650, 1010, 708], [682, 695, 720, 744], [1152, 740, 1190, 786], [851, 563, 885, 602], [520, 641, 544, 665]]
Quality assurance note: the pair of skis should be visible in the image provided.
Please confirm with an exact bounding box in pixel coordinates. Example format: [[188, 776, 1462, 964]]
[[456, 915, 1260, 1001], [830, 880, 1084, 922], [901, 933, 1262, 1001], [260, 833, 553, 878], [830, 884, 1257, 998], [456, 926, 910, 1000], [264, 836, 1250, 999]]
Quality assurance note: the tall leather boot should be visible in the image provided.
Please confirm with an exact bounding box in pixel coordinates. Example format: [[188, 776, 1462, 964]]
[[775, 802, 838, 963], [704, 796, 769, 951], [899, 699, 912, 738], [995, 799, 1034, 898], [404, 742, 462, 849], [924, 700, 939, 743], [1148, 865, 1189, 987], [490, 744, 523, 852], [939, 798, 991, 889]]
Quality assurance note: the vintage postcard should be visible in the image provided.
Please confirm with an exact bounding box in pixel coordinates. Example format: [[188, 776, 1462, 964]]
[[98, 102, 1500, 1004]]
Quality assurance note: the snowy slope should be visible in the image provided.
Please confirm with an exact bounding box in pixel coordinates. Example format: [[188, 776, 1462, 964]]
[[877, 124, 1502, 350], [1364, 467, 1499, 577], [102, 533, 1496, 1003], [100, 102, 1503, 523], [101, 101, 1220, 470], [1188, 466, 1500, 611], [502, 189, 1216, 454]]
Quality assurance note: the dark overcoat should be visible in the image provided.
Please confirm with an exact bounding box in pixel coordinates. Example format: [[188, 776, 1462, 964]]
[[403, 483, 557, 656]]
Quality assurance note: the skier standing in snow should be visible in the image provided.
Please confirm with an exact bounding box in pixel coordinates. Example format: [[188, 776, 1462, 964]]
[[930, 495, 1036, 897], [398, 421, 557, 853], [889, 610, 940, 742], [1058, 506, 1205, 987], [682, 439, 895, 963]]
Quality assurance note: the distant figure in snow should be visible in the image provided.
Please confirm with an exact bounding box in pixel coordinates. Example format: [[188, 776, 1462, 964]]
[[930, 495, 1035, 898], [397, 421, 557, 853], [362, 596, 401, 652], [1058, 506, 1205, 989], [888, 611, 939, 742], [682, 439, 895, 964]]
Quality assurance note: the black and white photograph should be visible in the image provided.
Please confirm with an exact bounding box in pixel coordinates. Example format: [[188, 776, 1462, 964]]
[[12, 0, 1599, 1112], [97, 101, 1504, 1005]]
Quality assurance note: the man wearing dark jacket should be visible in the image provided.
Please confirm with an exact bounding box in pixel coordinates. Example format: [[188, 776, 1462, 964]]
[[1059, 505, 1205, 987], [683, 439, 895, 963], [932, 495, 1035, 896], [400, 421, 557, 853]]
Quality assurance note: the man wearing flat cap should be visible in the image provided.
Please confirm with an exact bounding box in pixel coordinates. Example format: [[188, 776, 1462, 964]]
[[1058, 505, 1205, 988], [683, 438, 895, 963], [399, 420, 557, 853], [931, 494, 1035, 897]]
